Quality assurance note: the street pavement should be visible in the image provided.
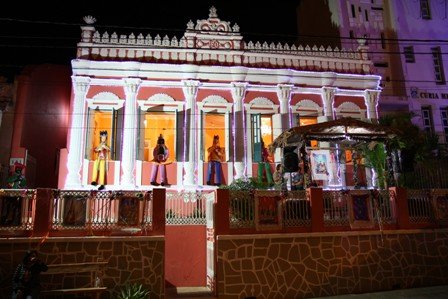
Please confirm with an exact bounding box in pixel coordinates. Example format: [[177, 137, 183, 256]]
[[167, 285, 448, 298]]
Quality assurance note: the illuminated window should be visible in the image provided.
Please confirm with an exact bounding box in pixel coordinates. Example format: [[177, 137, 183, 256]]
[[138, 111, 176, 161], [252, 114, 273, 162], [85, 108, 123, 160], [299, 116, 318, 148], [202, 113, 226, 161]]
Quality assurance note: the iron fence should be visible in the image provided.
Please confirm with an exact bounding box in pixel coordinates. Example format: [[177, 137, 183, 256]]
[[165, 190, 207, 225], [51, 190, 153, 232], [0, 189, 36, 231]]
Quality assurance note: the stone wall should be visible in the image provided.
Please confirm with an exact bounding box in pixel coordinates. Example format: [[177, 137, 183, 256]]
[[216, 229, 448, 298], [0, 236, 164, 298]]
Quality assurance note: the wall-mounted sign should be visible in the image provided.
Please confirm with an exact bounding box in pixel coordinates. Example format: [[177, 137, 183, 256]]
[[410, 87, 448, 99]]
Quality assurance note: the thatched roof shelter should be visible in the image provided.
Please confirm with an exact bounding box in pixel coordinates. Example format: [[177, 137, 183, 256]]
[[269, 117, 399, 152]]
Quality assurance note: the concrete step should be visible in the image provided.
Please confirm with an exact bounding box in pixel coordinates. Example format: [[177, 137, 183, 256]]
[[166, 287, 216, 298]]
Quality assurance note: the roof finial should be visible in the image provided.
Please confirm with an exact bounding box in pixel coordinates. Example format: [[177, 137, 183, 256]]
[[83, 15, 96, 25], [209, 6, 218, 18], [187, 20, 194, 30]]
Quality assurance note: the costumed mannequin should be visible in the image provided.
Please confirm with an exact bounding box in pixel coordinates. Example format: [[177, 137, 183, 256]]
[[12, 250, 48, 299], [273, 164, 286, 190], [257, 139, 274, 186], [91, 131, 110, 191], [150, 134, 170, 186], [207, 135, 224, 186], [7, 162, 26, 189]]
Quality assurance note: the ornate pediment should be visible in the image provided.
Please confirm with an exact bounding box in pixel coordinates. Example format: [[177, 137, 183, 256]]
[[185, 6, 243, 50], [192, 6, 234, 33], [336, 101, 361, 111], [202, 95, 229, 105], [249, 97, 275, 107]]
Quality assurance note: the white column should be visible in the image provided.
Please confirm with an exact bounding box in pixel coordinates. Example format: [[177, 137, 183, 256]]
[[273, 84, 293, 162], [121, 78, 141, 187], [364, 89, 380, 120], [182, 80, 200, 186], [65, 76, 90, 188], [276, 84, 293, 128], [320, 87, 337, 187], [319, 87, 336, 122], [231, 82, 247, 180]]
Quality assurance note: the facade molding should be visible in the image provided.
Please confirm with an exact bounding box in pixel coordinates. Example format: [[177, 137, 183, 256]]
[[87, 92, 124, 109], [72, 60, 380, 90]]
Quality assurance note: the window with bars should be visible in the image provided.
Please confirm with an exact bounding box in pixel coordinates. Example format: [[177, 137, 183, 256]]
[[420, 0, 431, 19], [432, 47, 446, 84], [422, 106, 434, 134], [441, 108, 448, 143], [404, 46, 415, 63]]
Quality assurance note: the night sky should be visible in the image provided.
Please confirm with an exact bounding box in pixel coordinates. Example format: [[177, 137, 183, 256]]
[[0, 0, 300, 80]]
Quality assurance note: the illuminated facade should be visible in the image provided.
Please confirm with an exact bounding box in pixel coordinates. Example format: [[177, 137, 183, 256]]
[[59, 7, 381, 189]]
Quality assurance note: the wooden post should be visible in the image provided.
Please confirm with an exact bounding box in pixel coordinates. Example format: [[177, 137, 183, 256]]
[[151, 188, 166, 235], [309, 187, 324, 232], [215, 189, 230, 235], [390, 187, 411, 229], [33, 188, 52, 237]]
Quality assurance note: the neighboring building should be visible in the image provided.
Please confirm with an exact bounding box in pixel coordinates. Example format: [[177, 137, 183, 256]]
[[57, 7, 381, 190], [0, 77, 15, 187], [298, 0, 448, 143], [386, 0, 448, 143], [8, 65, 71, 188]]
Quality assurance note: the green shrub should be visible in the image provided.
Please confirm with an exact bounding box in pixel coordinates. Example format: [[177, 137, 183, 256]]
[[221, 177, 268, 190], [118, 283, 150, 299]]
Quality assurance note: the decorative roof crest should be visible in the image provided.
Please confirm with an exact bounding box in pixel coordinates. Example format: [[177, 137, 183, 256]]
[[83, 15, 96, 25], [209, 6, 218, 18], [190, 6, 236, 34]]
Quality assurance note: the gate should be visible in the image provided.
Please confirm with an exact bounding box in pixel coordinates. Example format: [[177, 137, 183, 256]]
[[164, 190, 214, 290]]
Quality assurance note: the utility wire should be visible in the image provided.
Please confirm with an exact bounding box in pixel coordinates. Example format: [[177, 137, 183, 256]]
[[1, 16, 448, 44]]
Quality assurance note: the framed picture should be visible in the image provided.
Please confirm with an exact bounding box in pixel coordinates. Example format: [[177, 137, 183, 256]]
[[63, 195, 87, 226], [310, 150, 330, 180], [255, 190, 282, 230], [0, 196, 22, 226], [118, 196, 140, 226], [432, 190, 448, 224], [348, 190, 374, 229]]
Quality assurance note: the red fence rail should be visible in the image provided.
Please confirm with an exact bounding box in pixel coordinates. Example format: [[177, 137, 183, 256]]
[[215, 187, 448, 235]]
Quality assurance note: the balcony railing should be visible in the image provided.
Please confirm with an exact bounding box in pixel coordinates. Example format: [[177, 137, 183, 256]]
[[0, 189, 36, 232], [0, 188, 165, 237], [217, 187, 448, 234], [51, 190, 153, 233]]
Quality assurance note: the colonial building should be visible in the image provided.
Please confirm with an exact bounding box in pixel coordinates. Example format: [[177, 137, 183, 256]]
[[59, 7, 381, 189]]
